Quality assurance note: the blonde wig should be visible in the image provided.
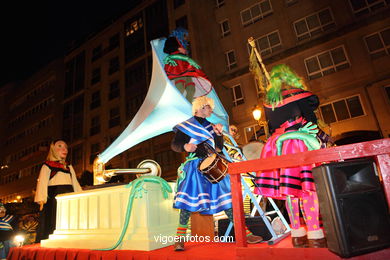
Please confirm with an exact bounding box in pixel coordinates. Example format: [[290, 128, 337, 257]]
[[192, 96, 215, 115]]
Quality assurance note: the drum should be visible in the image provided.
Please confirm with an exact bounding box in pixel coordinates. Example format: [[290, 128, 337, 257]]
[[198, 153, 228, 183]]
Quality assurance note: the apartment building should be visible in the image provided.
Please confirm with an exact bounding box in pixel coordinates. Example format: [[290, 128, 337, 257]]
[[209, 0, 390, 144], [0, 59, 64, 202], [1, 0, 388, 201]]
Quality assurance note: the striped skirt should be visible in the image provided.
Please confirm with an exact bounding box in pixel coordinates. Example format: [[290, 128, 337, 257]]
[[254, 128, 316, 199], [173, 157, 232, 214]]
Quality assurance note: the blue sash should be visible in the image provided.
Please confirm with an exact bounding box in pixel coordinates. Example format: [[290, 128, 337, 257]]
[[0, 214, 14, 231], [174, 117, 216, 148]]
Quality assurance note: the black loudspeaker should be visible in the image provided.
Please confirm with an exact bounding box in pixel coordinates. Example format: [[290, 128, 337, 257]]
[[218, 216, 272, 241], [313, 159, 390, 258]]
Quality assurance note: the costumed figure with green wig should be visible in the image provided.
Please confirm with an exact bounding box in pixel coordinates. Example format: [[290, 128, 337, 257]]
[[254, 64, 328, 248], [0, 203, 17, 259], [171, 96, 263, 251], [163, 28, 213, 102]]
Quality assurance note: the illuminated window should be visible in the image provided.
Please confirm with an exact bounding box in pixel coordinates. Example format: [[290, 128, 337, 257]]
[[231, 84, 244, 106], [349, 0, 388, 16], [319, 95, 364, 124], [364, 28, 390, 59], [124, 15, 145, 62], [294, 8, 335, 41], [225, 50, 237, 70], [125, 18, 143, 37], [240, 0, 273, 27], [304, 45, 350, 80]]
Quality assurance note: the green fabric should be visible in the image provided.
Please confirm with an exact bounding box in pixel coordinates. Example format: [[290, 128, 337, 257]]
[[94, 176, 172, 251], [275, 122, 321, 156], [176, 153, 198, 192], [164, 54, 201, 69]]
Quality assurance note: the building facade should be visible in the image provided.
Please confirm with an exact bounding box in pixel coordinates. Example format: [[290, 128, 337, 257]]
[[0, 59, 64, 202], [1, 0, 389, 202]]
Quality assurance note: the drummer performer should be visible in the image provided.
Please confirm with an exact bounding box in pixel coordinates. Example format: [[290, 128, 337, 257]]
[[171, 96, 262, 251]]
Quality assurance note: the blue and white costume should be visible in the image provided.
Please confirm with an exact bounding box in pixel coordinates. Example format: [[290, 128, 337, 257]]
[[171, 116, 232, 214]]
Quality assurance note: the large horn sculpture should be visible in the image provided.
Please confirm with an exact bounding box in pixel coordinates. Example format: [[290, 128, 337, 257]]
[[94, 38, 229, 184]]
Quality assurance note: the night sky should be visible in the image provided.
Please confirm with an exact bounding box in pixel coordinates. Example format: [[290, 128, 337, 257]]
[[0, 1, 135, 86]]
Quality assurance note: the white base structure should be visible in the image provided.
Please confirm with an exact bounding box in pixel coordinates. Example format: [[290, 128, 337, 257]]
[[41, 181, 179, 251]]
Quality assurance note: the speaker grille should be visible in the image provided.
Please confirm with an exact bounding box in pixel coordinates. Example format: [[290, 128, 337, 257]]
[[313, 159, 390, 258]]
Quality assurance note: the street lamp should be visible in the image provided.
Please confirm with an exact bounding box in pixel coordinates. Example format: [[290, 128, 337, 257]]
[[252, 107, 262, 122], [252, 105, 269, 139]]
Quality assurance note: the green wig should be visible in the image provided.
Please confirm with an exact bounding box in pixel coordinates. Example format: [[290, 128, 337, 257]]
[[266, 64, 306, 107]]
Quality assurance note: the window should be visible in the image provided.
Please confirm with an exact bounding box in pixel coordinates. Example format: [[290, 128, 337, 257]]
[[125, 61, 146, 90], [294, 8, 335, 41], [349, 0, 388, 16], [225, 50, 237, 70], [64, 52, 85, 98], [216, 0, 225, 8], [240, 0, 273, 27], [175, 15, 188, 30], [90, 91, 101, 110], [174, 0, 185, 9], [304, 45, 350, 80], [90, 116, 100, 136], [109, 81, 120, 100], [90, 143, 100, 164], [286, 0, 298, 6], [320, 95, 364, 124], [154, 149, 178, 172], [124, 15, 145, 62], [62, 95, 84, 142], [91, 68, 101, 85], [231, 84, 244, 106], [109, 33, 120, 50], [92, 45, 102, 62], [386, 86, 390, 103], [109, 107, 121, 128], [109, 56, 120, 74], [220, 20, 230, 37], [249, 31, 282, 57], [244, 124, 263, 143], [71, 144, 83, 166], [364, 28, 390, 59], [126, 93, 145, 120]]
